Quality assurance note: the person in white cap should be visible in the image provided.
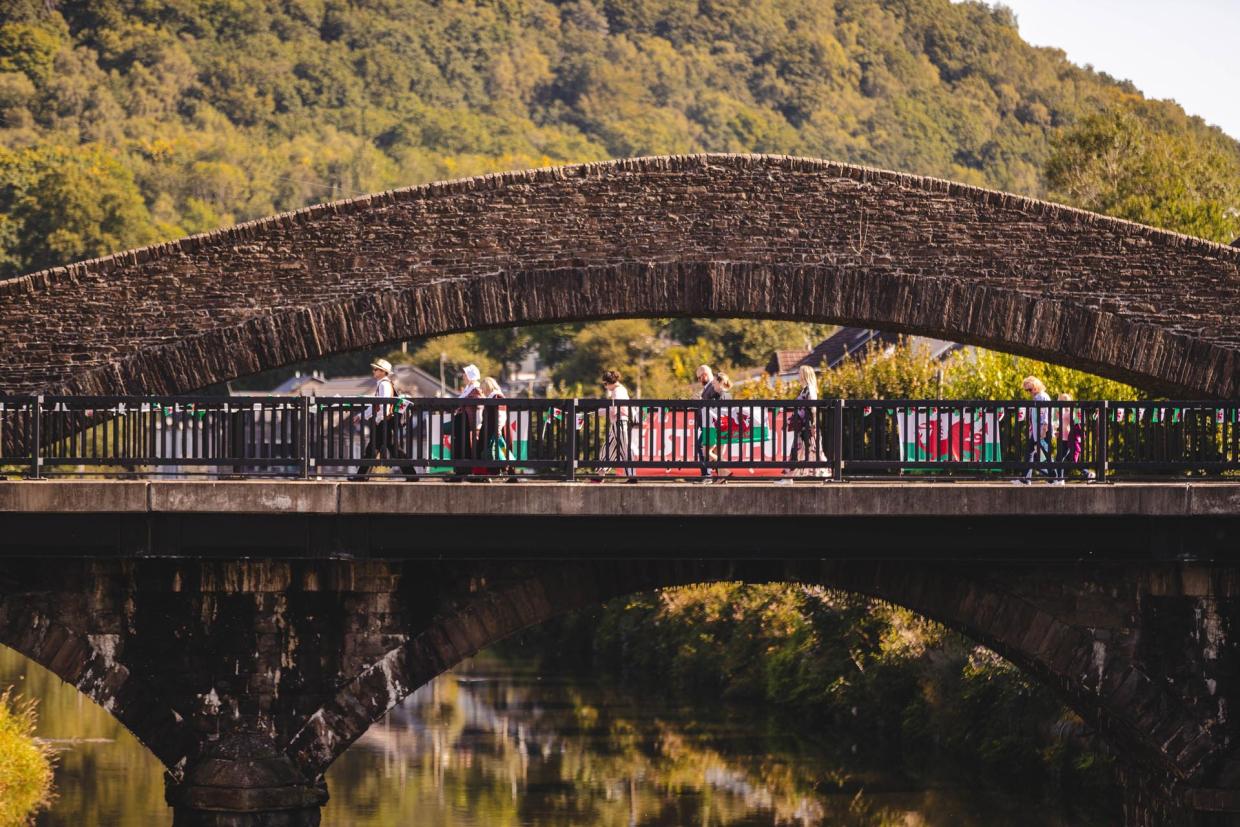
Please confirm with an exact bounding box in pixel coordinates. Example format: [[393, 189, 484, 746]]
[[449, 364, 484, 479], [351, 357, 416, 480]]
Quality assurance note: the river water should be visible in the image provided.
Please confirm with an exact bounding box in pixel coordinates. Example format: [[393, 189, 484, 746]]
[[0, 646, 1100, 826]]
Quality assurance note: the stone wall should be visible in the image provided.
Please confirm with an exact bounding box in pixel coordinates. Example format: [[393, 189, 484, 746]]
[[0, 154, 1237, 398]]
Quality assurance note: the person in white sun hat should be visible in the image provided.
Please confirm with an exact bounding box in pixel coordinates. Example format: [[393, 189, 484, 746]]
[[351, 357, 417, 480], [449, 363, 484, 479]]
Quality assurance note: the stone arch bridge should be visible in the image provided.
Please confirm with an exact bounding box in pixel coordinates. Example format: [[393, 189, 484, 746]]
[[1, 480, 1240, 826], [1, 154, 1238, 398]]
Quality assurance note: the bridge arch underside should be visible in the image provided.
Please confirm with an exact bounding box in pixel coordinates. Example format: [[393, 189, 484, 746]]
[[5, 555, 1236, 822], [1, 155, 1237, 399], [294, 559, 1240, 807]]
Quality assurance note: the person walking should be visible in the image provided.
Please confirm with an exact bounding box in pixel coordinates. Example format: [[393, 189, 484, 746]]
[[1052, 392, 1083, 485], [450, 364, 483, 479], [479, 377, 515, 479], [1014, 375, 1052, 484], [777, 365, 823, 483], [694, 364, 721, 482], [598, 369, 637, 482], [708, 372, 734, 479], [351, 358, 417, 480]]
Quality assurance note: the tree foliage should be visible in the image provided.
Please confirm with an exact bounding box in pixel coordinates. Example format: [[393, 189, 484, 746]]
[[1047, 98, 1240, 242], [0, 688, 55, 826], [517, 583, 1116, 801]]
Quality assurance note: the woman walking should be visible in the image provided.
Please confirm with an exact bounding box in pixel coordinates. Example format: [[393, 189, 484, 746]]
[[450, 364, 483, 479], [706, 372, 734, 479], [695, 364, 721, 481], [598, 369, 637, 482], [1052, 392, 1083, 485], [479, 377, 515, 478], [777, 365, 824, 483], [1014, 375, 1052, 484]]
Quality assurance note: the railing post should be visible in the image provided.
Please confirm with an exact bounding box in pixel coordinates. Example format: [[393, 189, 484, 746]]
[[565, 398, 578, 481], [30, 395, 42, 480], [299, 395, 312, 480], [832, 398, 844, 481], [1095, 400, 1109, 482]]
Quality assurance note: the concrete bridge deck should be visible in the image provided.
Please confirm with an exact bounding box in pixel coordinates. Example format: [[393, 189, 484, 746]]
[[1, 479, 1239, 516], [1, 480, 1236, 560]]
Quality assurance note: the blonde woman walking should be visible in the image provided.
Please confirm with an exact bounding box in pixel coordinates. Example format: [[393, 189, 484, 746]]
[[778, 365, 824, 483], [1014, 375, 1052, 484]]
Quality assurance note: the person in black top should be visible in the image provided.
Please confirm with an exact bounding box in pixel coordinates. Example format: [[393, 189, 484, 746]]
[[694, 364, 721, 482]]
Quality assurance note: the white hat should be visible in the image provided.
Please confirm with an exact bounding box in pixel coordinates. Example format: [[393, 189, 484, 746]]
[[463, 364, 481, 382], [370, 358, 393, 375]]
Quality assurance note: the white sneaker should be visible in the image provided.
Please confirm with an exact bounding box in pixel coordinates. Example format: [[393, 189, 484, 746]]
[[1049, 480, 1066, 486], [1010, 479, 1029, 485]]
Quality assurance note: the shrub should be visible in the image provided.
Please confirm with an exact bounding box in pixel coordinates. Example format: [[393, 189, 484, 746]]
[[0, 688, 55, 826]]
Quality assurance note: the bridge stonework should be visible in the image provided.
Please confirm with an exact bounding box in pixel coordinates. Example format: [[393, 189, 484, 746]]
[[1, 555, 1239, 825], [1, 154, 1238, 398]]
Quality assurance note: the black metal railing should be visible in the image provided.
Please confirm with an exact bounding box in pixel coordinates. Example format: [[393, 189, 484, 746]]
[[0, 395, 1236, 481]]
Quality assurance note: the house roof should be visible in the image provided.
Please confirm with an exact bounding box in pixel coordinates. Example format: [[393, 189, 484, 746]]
[[765, 349, 811, 376], [766, 328, 964, 377], [799, 328, 899, 372]]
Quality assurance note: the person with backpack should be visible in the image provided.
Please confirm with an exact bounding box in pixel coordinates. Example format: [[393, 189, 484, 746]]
[[350, 358, 417, 480]]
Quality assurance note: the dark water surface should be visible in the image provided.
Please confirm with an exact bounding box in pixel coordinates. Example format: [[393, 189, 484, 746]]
[[0, 647, 1099, 826]]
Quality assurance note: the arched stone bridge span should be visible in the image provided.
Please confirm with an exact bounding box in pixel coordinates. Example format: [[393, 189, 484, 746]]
[[2, 480, 1240, 825], [1, 154, 1237, 398]]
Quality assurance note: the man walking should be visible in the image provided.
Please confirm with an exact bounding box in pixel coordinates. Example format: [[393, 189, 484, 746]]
[[351, 358, 417, 480]]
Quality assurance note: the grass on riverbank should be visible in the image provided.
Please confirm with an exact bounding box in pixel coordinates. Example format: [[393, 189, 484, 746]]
[[0, 688, 55, 827]]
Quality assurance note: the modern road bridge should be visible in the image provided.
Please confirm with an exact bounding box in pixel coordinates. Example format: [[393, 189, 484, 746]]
[[2, 479, 1240, 826]]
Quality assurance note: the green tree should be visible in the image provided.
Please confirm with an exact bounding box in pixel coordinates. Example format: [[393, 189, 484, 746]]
[[943, 348, 1140, 401], [395, 333, 501, 388], [816, 339, 945, 399], [550, 318, 667, 395], [0, 143, 160, 277], [1046, 99, 1240, 242]]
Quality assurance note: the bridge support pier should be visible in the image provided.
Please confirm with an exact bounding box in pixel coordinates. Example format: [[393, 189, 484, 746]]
[[165, 734, 325, 826]]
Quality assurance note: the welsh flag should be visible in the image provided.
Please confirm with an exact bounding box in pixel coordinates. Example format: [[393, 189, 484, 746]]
[[704, 409, 770, 446], [896, 408, 1003, 462]]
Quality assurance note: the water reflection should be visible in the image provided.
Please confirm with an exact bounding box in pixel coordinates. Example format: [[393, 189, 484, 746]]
[[0, 647, 1094, 826]]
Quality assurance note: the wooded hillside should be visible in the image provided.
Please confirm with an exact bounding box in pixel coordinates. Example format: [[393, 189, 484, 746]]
[[2, 0, 1237, 281]]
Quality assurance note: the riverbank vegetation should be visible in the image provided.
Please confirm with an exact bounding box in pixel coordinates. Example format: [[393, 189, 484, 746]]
[[506, 584, 1117, 815], [0, 688, 54, 826]]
